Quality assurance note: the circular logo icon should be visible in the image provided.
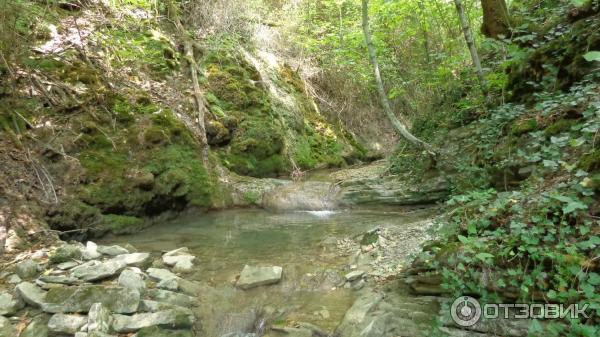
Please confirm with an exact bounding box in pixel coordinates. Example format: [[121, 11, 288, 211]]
[[451, 296, 482, 327]]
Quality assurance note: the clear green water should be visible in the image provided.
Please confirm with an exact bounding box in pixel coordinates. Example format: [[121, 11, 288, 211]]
[[104, 208, 434, 335]]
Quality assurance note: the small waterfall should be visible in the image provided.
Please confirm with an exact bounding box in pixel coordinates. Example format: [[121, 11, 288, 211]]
[[261, 181, 341, 211]]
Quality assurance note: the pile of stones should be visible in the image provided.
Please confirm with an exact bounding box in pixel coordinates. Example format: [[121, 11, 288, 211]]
[[0, 242, 201, 337]]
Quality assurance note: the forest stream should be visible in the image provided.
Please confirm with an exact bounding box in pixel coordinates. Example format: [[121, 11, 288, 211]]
[[100, 175, 442, 337]]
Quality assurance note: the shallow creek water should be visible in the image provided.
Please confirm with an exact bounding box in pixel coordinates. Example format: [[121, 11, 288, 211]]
[[102, 207, 435, 336]]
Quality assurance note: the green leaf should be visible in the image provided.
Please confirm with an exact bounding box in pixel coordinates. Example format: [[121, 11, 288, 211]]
[[583, 51, 600, 62], [475, 252, 494, 261], [457, 235, 469, 244]]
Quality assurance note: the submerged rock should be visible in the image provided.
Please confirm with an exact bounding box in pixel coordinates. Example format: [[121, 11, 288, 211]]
[[145, 289, 195, 307], [111, 308, 194, 333], [48, 313, 87, 334], [147, 268, 177, 282], [236, 265, 282, 290], [133, 326, 193, 337], [163, 255, 195, 273], [43, 285, 140, 314]]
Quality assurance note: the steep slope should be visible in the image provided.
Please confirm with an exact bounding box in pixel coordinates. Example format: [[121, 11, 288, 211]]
[[0, 1, 364, 244]]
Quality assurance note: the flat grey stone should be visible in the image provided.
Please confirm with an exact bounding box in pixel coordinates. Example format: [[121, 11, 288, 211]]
[[236, 265, 282, 290], [97, 245, 129, 256], [118, 269, 146, 294], [38, 275, 81, 285], [111, 308, 194, 333], [163, 255, 195, 273], [16, 259, 41, 279], [157, 278, 179, 291], [163, 247, 190, 257], [56, 261, 80, 270], [88, 303, 112, 333], [0, 316, 15, 337], [16, 282, 47, 308], [48, 314, 87, 334], [71, 259, 127, 282], [145, 289, 195, 307], [345, 270, 365, 282], [147, 268, 177, 282], [112, 253, 151, 267], [0, 292, 23, 316], [6, 274, 21, 284], [43, 285, 140, 314]]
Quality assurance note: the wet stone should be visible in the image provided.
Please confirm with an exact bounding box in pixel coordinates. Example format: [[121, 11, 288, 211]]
[[145, 289, 195, 307], [236, 265, 282, 290]]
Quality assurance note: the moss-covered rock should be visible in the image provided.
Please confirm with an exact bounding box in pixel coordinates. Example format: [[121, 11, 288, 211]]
[[580, 149, 600, 172]]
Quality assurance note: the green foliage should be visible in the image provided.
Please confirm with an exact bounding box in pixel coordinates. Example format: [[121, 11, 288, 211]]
[[418, 73, 600, 335], [94, 25, 179, 79]]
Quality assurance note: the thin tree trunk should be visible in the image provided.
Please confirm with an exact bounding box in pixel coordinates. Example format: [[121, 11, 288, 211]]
[[183, 41, 210, 164], [168, 0, 210, 164], [418, 0, 431, 65], [361, 0, 435, 156], [481, 0, 511, 39], [454, 0, 488, 99]]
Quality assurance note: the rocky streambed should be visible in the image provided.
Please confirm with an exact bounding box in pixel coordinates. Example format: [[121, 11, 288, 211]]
[[0, 207, 457, 337]]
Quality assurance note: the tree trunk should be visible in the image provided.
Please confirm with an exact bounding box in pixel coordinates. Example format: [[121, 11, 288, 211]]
[[361, 0, 435, 155], [418, 0, 431, 65], [481, 0, 511, 39], [454, 0, 488, 99], [167, 0, 210, 165]]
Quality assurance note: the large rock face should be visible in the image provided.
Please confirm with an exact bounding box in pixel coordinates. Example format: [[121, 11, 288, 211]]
[[43, 285, 140, 314], [338, 175, 449, 206], [236, 265, 283, 290]]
